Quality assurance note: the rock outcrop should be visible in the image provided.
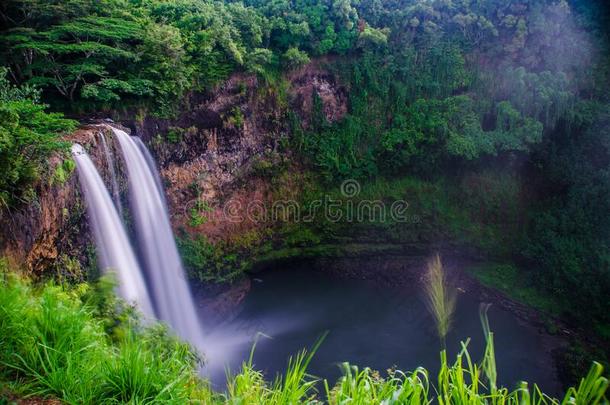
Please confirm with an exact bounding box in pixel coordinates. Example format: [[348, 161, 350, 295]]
[[0, 125, 122, 276], [0, 60, 348, 277]]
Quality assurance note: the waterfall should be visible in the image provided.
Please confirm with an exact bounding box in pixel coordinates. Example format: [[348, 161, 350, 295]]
[[113, 128, 205, 347], [98, 131, 123, 216], [71, 144, 154, 317], [133, 136, 168, 208]]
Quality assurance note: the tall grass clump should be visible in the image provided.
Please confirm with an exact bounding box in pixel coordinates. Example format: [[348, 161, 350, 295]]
[[0, 271, 208, 403], [226, 335, 323, 404], [424, 254, 457, 347], [325, 364, 430, 404], [325, 344, 607, 404]]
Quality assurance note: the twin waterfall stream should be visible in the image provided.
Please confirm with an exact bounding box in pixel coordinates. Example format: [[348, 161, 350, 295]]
[[72, 127, 205, 352]]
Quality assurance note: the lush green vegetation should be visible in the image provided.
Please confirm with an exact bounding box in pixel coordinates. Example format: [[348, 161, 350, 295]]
[[178, 233, 251, 283], [1, 270, 608, 404], [0, 270, 206, 403], [1, 0, 610, 401], [0, 68, 75, 208], [287, 0, 610, 344], [467, 263, 563, 318], [0, 0, 365, 115]]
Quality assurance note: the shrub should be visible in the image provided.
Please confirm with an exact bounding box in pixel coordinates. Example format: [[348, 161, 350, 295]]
[[283, 47, 310, 70], [0, 68, 75, 208], [0, 273, 205, 403]]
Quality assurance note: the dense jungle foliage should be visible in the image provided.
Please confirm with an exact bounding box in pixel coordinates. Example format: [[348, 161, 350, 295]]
[[1, 0, 609, 400]]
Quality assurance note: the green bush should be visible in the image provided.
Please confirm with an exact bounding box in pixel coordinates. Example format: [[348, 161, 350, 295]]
[[0, 68, 75, 208], [283, 47, 310, 70], [178, 235, 248, 283], [0, 273, 204, 403]]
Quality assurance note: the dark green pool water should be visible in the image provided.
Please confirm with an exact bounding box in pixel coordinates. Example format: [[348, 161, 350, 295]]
[[201, 264, 560, 395]]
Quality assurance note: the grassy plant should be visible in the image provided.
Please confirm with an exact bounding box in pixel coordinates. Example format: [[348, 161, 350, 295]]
[[268, 335, 324, 404], [100, 326, 200, 403], [0, 269, 608, 404], [479, 303, 498, 392], [424, 254, 457, 347], [226, 334, 323, 404], [0, 273, 207, 404], [325, 339, 608, 405], [226, 337, 270, 402], [563, 362, 609, 405], [325, 363, 430, 404]]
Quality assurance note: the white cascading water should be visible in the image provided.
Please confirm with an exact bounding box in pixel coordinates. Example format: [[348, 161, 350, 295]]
[[71, 144, 155, 317], [98, 131, 123, 216], [133, 136, 167, 207], [113, 128, 205, 348]]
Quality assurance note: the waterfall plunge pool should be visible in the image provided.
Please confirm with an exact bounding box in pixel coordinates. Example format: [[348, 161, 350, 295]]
[[197, 261, 562, 395], [71, 130, 562, 397]]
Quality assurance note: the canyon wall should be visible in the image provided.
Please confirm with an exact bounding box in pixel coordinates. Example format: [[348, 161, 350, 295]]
[[0, 60, 347, 277]]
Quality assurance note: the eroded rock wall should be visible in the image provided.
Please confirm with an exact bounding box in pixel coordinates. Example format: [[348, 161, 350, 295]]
[[0, 125, 124, 276], [0, 60, 348, 276]]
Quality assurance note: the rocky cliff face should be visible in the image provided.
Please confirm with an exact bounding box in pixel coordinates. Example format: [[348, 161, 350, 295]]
[[125, 60, 347, 244], [0, 125, 119, 276], [0, 60, 348, 277]]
